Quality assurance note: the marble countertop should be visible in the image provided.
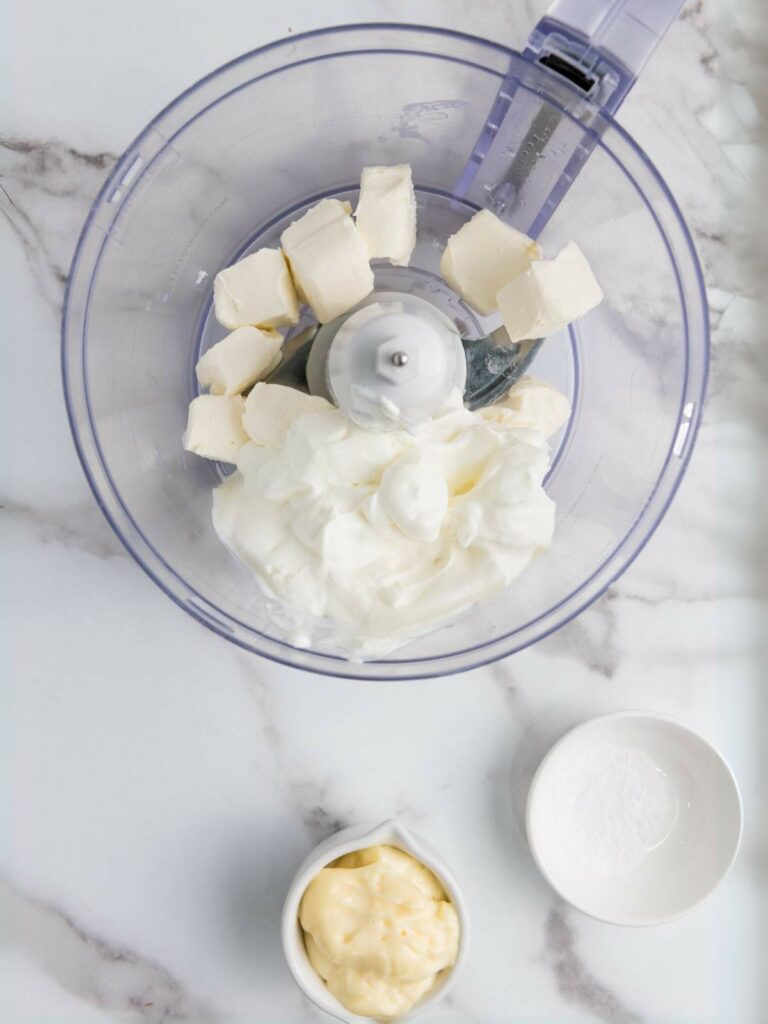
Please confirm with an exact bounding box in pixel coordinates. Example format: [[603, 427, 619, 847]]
[[3, 0, 765, 1021]]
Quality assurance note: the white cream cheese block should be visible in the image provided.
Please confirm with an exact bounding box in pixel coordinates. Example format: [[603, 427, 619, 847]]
[[213, 248, 299, 330], [281, 198, 352, 303], [281, 199, 374, 323], [355, 164, 417, 266], [183, 394, 248, 463], [440, 209, 540, 315], [243, 383, 334, 450], [479, 375, 571, 438], [282, 197, 352, 247], [196, 326, 283, 397], [497, 241, 604, 344]]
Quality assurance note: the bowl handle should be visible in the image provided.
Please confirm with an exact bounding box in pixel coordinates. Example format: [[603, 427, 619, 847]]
[[454, 0, 684, 238]]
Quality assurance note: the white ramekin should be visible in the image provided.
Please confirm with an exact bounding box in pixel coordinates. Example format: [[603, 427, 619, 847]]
[[526, 711, 743, 926], [281, 819, 469, 1022]]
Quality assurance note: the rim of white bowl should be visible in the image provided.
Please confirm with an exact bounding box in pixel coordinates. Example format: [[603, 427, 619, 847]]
[[525, 711, 744, 927]]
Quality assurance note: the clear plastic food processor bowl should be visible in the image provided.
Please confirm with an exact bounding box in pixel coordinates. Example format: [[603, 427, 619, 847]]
[[62, 25, 708, 680]]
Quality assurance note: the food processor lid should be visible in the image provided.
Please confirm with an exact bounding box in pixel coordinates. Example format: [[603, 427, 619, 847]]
[[61, 16, 709, 678], [319, 293, 466, 431]]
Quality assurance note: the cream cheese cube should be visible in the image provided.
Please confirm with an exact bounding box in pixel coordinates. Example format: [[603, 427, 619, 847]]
[[282, 198, 352, 301], [355, 164, 417, 266], [183, 394, 248, 463], [281, 200, 373, 323], [281, 198, 352, 249], [497, 241, 604, 344], [243, 383, 333, 449], [213, 248, 299, 330], [440, 209, 540, 315], [479, 375, 571, 438], [196, 326, 282, 397]]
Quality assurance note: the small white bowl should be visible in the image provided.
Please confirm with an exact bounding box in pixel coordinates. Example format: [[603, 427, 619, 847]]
[[526, 712, 743, 926], [281, 819, 469, 1022]]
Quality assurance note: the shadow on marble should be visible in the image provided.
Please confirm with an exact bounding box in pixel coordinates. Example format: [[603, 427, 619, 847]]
[[214, 823, 306, 985]]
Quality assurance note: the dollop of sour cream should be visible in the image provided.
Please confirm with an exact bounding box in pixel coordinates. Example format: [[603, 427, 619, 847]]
[[212, 377, 569, 658]]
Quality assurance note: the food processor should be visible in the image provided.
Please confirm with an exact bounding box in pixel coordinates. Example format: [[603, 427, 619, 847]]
[[62, 0, 708, 679]]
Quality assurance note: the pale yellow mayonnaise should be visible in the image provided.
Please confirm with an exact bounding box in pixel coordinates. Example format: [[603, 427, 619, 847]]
[[299, 845, 460, 1019]]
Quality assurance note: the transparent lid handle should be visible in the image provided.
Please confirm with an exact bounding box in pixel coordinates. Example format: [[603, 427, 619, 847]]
[[526, 0, 685, 113], [454, 0, 684, 235]]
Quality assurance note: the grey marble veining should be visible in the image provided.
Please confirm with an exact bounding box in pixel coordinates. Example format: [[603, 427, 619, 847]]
[[543, 904, 641, 1024], [239, 665, 353, 844], [2, 496, 127, 561], [2, 0, 765, 1022], [0, 138, 116, 310], [4, 879, 220, 1023]]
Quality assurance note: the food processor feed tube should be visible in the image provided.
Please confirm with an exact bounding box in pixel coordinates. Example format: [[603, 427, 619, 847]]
[[457, 0, 685, 232], [455, 0, 684, 405]]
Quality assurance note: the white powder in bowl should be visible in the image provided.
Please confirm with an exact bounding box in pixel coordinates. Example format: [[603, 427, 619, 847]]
[[555, 742, 676, 877]]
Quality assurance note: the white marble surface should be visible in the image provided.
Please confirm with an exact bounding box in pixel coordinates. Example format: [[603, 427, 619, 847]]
[[2, 1, 765, 1022]]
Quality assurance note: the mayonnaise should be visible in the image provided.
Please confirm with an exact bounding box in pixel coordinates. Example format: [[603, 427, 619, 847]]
[[299, 845, 460, 1019]]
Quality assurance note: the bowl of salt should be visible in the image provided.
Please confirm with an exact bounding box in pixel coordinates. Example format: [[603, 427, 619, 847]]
[[526, 712, 743, 926]]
